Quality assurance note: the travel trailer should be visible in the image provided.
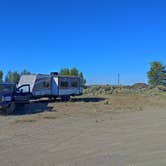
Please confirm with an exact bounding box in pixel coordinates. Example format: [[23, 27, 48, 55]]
[[18, 73, 83, 101]]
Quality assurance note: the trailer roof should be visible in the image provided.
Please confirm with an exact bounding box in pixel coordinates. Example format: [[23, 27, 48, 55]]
[[54, 75, 81, 78], [22, 74, 81, 78]]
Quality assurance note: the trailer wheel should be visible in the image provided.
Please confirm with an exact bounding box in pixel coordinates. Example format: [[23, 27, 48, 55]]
[[66, 96, 71, 101], [5, 102, 16, 115], [61, 96, 70, 102], [49, 97, 57, 102]]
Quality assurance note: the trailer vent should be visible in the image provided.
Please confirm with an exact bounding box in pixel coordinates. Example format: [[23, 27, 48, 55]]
[[50, 72, 59, 76]]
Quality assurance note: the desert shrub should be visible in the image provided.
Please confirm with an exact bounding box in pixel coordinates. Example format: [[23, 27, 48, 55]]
[[104, 100, 110, 105], [83, 85, 166, 96], [155, 85, 166, 91]]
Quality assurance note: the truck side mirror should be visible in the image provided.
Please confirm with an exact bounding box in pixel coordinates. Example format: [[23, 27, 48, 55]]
[[16, 88, 23, 93]]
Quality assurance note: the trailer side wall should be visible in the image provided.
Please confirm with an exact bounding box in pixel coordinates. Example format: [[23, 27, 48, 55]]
[[32, 75, 52, 96], [58, 76, 82, 96]]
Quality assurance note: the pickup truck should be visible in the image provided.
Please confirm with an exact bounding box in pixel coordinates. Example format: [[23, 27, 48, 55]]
[[0, 83, 30, 114]]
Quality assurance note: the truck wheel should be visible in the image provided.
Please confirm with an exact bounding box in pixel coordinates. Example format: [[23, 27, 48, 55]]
[[5, 102, 16, 115]]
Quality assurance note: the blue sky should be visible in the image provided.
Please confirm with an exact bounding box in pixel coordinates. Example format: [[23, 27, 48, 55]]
[[1, 0, 166, 85]]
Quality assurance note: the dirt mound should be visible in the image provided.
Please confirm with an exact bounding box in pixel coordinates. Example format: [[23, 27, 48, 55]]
[[131, 83, 148, 89]]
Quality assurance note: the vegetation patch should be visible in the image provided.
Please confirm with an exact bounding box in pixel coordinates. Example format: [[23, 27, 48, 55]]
[[14, 117, 37, 123]]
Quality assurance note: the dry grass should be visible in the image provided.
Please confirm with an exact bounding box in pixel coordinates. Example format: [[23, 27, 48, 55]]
[[12, 91, 166, 124], [10, 85, 166, 124], [14, 117, 37, 123]]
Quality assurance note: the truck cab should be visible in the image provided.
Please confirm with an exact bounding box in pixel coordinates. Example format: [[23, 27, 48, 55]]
[[0, 83, 30, 114]]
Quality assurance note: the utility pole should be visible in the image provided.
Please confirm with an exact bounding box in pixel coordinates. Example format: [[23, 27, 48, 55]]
[[118, 73, 120, 87]]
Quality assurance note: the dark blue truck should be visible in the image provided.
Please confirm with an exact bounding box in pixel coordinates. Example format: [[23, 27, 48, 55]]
[[0, 83, 31, 114]]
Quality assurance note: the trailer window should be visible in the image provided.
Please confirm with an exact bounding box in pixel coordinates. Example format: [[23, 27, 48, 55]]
[[71, 82, 78, 87], [34, 78, 51, 90], [60, 81, 68, 88], [43, 81, 50, 88]]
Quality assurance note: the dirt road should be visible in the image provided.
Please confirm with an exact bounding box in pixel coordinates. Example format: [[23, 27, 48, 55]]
[[0, 95, 166, 166]]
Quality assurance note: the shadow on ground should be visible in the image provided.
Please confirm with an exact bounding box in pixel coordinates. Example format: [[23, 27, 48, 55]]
[[12, 101, 54, 116], [0, 97, 106, 116], [32, 97, 106, 103], [70, 97, 106, 102]]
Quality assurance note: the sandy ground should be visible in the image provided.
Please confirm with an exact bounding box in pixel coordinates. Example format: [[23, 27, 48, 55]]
[[0, 95, 166, 166]]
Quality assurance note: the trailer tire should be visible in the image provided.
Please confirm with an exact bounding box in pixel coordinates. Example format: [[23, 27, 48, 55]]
[[49, 97, 57, 102], [5, 102, 16, 115], [61, 96, 70, 102]]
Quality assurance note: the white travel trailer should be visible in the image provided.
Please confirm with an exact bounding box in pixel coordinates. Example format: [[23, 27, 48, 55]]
[[18, 73, 83, 101]]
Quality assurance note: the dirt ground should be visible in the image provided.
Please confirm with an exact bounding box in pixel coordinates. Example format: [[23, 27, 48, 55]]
[[1, 94, 166, 166]]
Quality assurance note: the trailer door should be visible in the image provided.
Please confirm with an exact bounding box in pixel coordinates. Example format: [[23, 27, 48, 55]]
[[52, 77, 58, 95]]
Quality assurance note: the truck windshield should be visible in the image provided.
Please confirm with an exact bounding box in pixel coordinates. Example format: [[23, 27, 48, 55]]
[[0, 84, 15, 93]]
